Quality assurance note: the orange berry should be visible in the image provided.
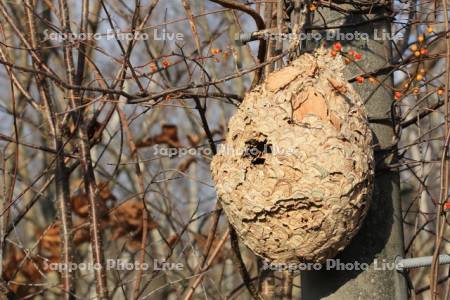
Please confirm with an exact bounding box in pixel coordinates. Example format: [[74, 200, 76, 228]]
[[416, 74, 423, 81], [310, 4, 317, 11], [330, 50, 337, 57], [211, 48, 221, 55], [438, 88, 445, 96], [333, 42, 342, 52], [418, 35, 425, 43], [394, 91, 402, 100], [420, 68, 426, 74], [222, 51, 229, 59], [356, 76, 364, 84], [402, 82, 409, 89], [411, 44, 418, 51], [413, 87, 420, 94], [368, 77, 377, 84], [427, 27, 433, 33], [420, 48, 428, 55], [150, 63, 157, 72], [414, 51, 421, 57]]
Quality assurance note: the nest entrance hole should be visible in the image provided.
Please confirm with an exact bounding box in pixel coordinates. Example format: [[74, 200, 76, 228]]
[[242, 139, 272, 165]]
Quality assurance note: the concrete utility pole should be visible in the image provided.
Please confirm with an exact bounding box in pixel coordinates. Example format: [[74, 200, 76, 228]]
[[301, 2, 408, 299]]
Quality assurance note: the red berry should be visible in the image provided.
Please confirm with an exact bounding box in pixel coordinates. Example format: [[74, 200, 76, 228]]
[[356, 76, 364, 84], [348, 50, 355, 56], [444, 202, 450, 210], [330, 50, 337, 57], [394, 91, 402, 100], [354, 53, 362, 61], [420, 48, 428, 55], [333, 42, 342, 52], [162, 59, 170, 68]]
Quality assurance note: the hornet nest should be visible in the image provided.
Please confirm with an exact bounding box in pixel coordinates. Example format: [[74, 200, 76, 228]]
[[211, 49, 374, 263]]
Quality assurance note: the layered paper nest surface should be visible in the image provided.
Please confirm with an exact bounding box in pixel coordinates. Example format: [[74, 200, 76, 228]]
[[211, 49, 374, 263]]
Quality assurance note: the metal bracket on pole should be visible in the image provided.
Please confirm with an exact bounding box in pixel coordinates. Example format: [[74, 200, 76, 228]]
[[395, 255, 450, 271]]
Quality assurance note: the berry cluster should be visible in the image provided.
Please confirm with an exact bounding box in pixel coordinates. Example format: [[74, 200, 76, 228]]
[[149, 58, 171, 73], [329, 42, 362, 61], [328, 36, 444, 101], [329, 43, 381, 86], [210, 48, 230, 62]]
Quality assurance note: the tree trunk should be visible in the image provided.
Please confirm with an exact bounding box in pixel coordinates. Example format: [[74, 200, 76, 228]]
[[301, 2, 408, 299]]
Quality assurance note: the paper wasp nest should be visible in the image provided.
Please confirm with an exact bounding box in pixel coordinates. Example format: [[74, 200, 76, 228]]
[[211, 49, 374, 263]]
